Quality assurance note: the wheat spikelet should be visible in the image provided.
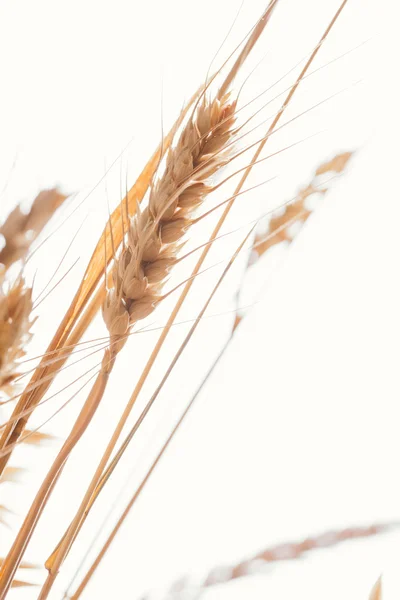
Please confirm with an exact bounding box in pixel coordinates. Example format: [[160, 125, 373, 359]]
[[0, 188, 67, 269], [0, 188, 67, 397], [253, 150, 353, 258], [233, 151, 353, 330], [103, 93, 237, 348]]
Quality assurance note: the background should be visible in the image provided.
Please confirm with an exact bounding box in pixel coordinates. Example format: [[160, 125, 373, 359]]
[[0, 0, 399, 598]]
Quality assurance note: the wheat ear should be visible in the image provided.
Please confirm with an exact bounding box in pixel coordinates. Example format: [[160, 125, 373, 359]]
[[47, 4, 350, 592], [37, 94, 240, 600], [0, 94, 197, 478], [102, 93, 237, 347], [42, 4, 280, 588], [0, 188, 67, 396], [0, 85, 239, 600]]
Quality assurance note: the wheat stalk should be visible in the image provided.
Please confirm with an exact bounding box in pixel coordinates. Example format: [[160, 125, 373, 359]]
[[38, 7, 281, 597], [102, 92, 237, 348], [0, 11, 272, 594], [0, 2, 359, 598], [58, 8, 352, 598]]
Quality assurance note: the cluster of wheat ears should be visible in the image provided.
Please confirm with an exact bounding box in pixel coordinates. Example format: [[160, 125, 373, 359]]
[[0, 1, 389, 599]]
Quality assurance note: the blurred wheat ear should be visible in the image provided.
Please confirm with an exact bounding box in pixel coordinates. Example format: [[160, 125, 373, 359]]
[[0, 188, 67, 588]]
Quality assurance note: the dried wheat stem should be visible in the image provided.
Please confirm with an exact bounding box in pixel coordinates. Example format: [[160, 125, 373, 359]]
[[41, 5, 279, 592], [54, 4, 351, 597], [0, 353, 111, 598], [68, 223, 257, 600], [48, 5, 349, 587], [42, 91, 238, 599], [3, 58, 240, 600]]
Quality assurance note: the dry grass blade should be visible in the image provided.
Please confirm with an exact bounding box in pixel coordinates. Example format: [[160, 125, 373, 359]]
[[10, 580, 37, 589], [0, 188, 67, 269], [0, 559, 36, 569], [369, 577, 382, 600]]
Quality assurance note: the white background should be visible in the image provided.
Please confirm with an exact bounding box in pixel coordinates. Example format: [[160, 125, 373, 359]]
[[0, 0, 399, 599]]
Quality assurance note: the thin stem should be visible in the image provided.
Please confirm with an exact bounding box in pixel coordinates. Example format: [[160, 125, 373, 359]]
[[0, 350, 114, 599], [69, 226, 256, 600], [40, 3, 346, 596], [39, 6, 280, 592]]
